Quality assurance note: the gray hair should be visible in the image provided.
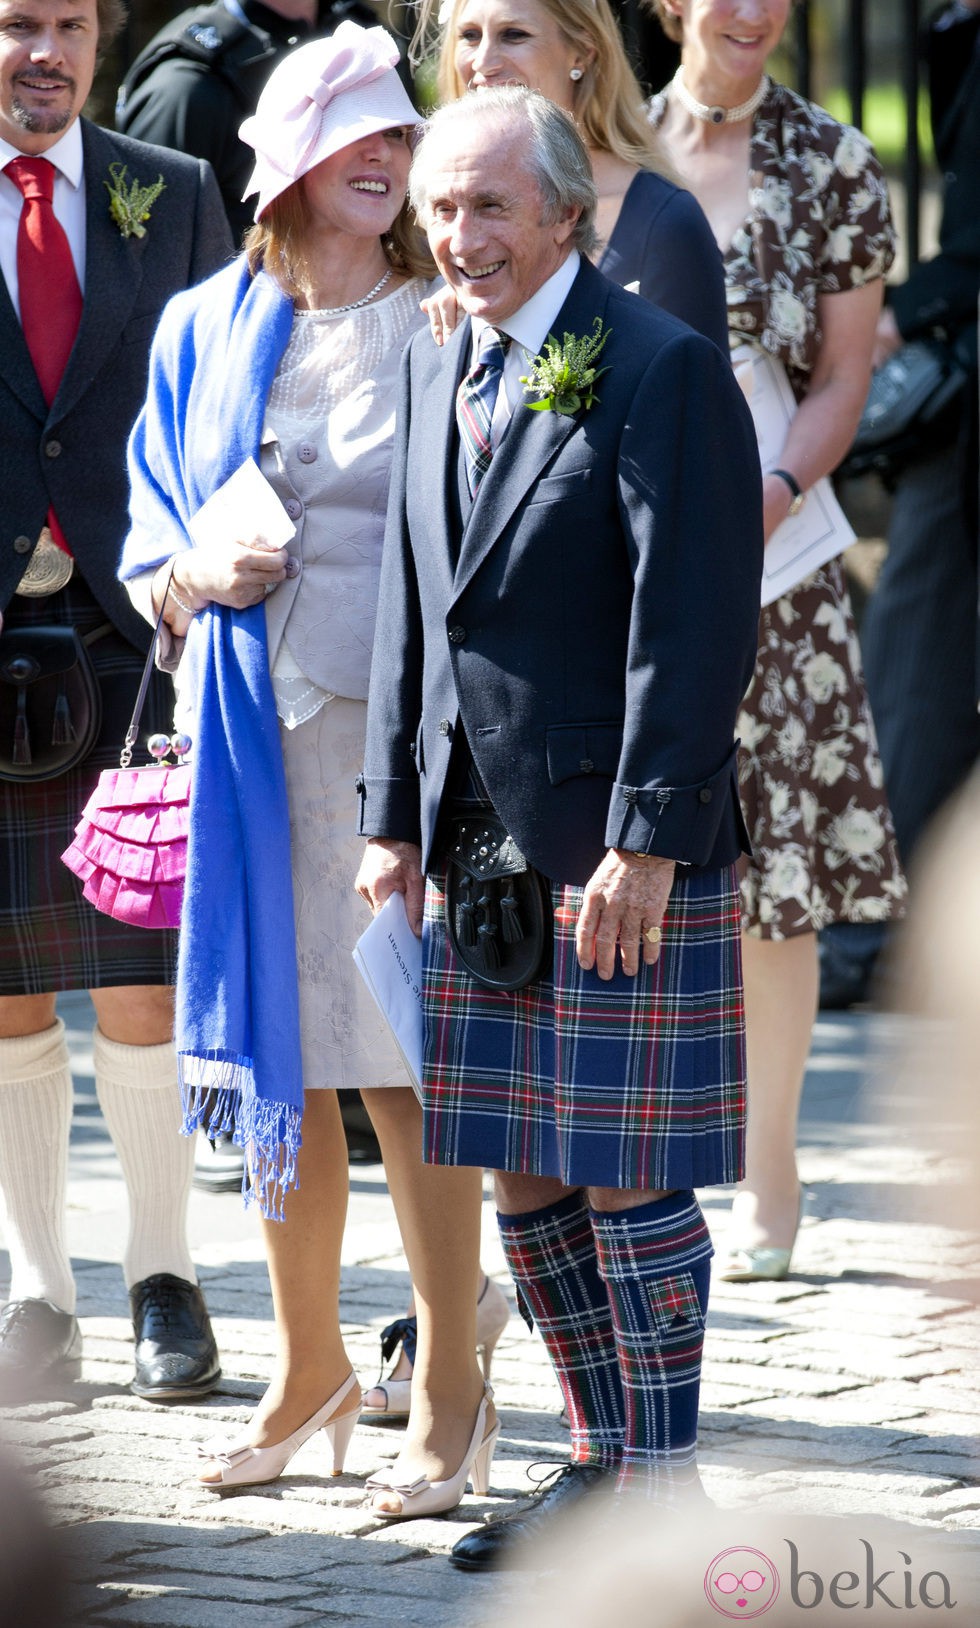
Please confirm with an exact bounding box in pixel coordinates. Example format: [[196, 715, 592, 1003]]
[[409, 86, 598, 257]]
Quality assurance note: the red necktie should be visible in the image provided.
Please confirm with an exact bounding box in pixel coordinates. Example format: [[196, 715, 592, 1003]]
[[7, 155, 82, 557]]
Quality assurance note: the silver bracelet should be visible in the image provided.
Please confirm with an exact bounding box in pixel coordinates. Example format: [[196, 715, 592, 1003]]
[[166, 573, 196, 617]]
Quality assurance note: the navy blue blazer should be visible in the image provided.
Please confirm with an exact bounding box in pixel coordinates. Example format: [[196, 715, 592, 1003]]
[[599, 170, 729, 355], [0, 120, 231, 648], [359, 257, 764, 887]]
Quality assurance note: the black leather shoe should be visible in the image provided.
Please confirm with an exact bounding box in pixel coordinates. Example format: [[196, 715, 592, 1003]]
[[130, 1273, 221, 1402], [449, 1462, 611, 1572], [0, 1299, 82, 1399]]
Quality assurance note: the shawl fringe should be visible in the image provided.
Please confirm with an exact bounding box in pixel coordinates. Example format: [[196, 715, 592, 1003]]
[[178, 1052, 302, 1221]]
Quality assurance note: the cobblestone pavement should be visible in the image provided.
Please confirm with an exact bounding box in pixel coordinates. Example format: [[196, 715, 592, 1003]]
[[0, 996, 977, 1625]]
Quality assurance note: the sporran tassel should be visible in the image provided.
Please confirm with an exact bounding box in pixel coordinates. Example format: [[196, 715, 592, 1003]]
[[457, 875, 477, 948], [52, 681, 75, 745], [476, 890, 500, 969], [499, 879, 524, 944], [13, 689, 30, 766]]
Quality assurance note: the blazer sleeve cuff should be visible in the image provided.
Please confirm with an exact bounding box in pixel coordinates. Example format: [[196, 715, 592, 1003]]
[[605, 744, 743, 867], [356, 773, 422, 847]]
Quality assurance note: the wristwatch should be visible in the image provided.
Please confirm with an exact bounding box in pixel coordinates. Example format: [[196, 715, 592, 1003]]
[[770, 467, 806, 516]]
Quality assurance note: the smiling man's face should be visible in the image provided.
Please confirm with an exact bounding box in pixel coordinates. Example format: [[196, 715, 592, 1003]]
[[421, 119, 578, 326], [0, 0, 98, 154]]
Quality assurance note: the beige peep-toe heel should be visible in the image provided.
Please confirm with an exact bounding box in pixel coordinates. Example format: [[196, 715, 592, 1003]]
[[197, 1370, 361, 1488], [365, 1384, 498, 1520]]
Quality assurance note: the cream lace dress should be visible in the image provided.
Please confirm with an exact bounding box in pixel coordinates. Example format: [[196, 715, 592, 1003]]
[[260, 275, 436, 1090]]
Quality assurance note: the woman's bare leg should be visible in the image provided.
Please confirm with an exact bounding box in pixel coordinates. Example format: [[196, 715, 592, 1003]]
[[198, 1089, 354, 1480], [362, 1086, 488, 1512], [728, 930, 818, 1250]]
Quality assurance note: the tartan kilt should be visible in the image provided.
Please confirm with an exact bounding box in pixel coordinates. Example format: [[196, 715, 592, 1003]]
[[0, 575, 178, 995], [421, 863, 746, 1190]]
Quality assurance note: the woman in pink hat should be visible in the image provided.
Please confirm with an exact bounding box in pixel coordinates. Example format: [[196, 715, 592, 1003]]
[[121, 22, 499, 1520]]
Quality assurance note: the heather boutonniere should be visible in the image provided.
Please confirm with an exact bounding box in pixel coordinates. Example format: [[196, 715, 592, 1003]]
[[520, 317, 611, 417], [105, 163, 166, 240]]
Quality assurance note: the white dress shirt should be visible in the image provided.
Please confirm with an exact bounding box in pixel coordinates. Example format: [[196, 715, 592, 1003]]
[[0, 121, 86, 319], [468, 250, 580, 449]]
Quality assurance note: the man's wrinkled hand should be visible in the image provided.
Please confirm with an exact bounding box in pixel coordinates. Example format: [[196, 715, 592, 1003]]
[[355, 838, 426, 937], [575, 850, 675, 979]]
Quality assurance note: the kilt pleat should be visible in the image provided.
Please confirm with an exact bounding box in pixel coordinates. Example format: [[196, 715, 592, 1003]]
[[0, 576, 177, 994], [421, 864, 746, 1190]]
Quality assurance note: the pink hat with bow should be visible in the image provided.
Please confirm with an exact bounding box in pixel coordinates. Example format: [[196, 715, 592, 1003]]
[[240, 21, 422, 221]]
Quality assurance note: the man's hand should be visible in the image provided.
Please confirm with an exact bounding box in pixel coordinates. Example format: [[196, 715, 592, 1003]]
[[355, 838, 426, 937], [575, 850, 675, 979]]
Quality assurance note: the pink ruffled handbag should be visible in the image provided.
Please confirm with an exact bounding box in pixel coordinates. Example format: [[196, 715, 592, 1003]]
[[62, 567, 191, 930]]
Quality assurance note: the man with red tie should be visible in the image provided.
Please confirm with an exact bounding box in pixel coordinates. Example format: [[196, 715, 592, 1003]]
[[0, 0, 230, 1400]]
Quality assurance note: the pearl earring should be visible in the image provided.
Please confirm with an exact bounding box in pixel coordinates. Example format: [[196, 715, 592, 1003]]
[[569, 66, 584, 80]]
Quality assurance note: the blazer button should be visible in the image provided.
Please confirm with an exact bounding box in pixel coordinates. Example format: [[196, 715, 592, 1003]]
[[44, 439, 62, 458], [13, 535, 32, 554], [297, 443, 317, 464], [438, 718, 452, 737], [284, 498, 303, 521], [699, 788, 713, 804], [284, 556, 301, 578], [447, 625, 466, 645]]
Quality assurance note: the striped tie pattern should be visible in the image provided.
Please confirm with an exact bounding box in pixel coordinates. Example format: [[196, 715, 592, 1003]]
[[456, 326, 511, 499]]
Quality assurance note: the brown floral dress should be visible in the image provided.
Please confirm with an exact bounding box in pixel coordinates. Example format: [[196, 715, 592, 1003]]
[[649, 80, 907, 939]]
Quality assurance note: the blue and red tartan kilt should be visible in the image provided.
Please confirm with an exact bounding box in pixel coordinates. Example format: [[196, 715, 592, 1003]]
[[0, 576, 177, 995], [421, 863, 746, 1190]]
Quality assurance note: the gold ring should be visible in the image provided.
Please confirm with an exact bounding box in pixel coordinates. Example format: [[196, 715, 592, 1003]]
[[644, 925, 661, 945]]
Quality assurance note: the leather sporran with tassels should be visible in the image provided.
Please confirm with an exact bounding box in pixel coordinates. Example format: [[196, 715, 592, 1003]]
[[445, 812, 552, 992], [0, 622, 107, 781]]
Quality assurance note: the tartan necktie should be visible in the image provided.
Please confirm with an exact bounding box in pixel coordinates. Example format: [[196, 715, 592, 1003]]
[[456, 326, 511, 500], [7, 155, 82, 557]]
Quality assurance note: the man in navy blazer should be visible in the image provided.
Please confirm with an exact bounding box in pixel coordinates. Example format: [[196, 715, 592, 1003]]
[[0, 0, 230, 1402], [357, 88, 762, 1552]]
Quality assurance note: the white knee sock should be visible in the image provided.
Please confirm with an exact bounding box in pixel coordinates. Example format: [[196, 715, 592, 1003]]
[[0, 1021, 76, 1313], [92, 1028, 196, 1290]]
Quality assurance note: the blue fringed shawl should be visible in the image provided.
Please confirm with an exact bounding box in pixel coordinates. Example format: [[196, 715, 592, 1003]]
[[120, 258, 303, 1217]]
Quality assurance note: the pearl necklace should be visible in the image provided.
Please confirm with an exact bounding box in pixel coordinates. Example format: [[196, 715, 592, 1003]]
[[308, 267, 393, 318], [671, 67, 770, 126]]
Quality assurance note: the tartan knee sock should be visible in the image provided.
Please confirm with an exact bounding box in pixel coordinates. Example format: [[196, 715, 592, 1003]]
[[497, 1190, 623, 1469], [592, 1190, 712, 1498]]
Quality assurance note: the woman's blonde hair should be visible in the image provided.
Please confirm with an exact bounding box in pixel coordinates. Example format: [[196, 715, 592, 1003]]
[[415, 0, 671, 172], [245, 170, 434, 301]]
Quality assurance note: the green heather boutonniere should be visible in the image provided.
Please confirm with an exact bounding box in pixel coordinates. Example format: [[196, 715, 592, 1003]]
[[105, 163, 166, 240], [520, 316, 611, 417]]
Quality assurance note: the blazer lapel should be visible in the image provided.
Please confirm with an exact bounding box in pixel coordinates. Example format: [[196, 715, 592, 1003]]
[[51, 122, 147, 425], [453, 262, 613, 596], [0, 262, 46, 418], [420, 316, 472, 599]]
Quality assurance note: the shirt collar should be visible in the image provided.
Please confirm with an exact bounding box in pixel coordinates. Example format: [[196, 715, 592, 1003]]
[[0, 118, 84, 188], [472, 250, 580, 362]]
